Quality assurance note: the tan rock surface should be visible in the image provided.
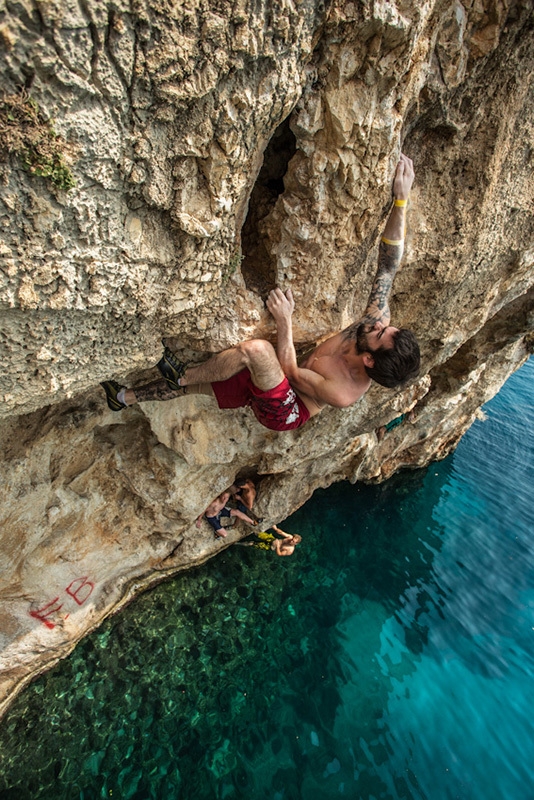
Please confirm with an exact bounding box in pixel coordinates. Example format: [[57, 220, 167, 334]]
[[0, 0, 533, 717]]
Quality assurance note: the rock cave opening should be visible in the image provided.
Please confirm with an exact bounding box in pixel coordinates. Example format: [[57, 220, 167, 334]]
[[240, 115, 297, 297]]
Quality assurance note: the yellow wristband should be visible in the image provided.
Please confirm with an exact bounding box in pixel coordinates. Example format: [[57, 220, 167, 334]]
[[382, 237, 404, 246], [394, 198, 408, 207]]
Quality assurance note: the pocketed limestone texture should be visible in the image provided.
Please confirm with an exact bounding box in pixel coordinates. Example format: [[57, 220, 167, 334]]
[[0, 0, 532, 717]]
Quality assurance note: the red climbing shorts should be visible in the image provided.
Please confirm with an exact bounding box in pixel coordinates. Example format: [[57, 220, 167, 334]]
[[211, 369, 311, 431]]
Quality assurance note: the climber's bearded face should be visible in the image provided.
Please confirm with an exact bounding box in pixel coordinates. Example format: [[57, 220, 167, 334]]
[[355, 322, 399, 353], [355, 323, 372, 354]]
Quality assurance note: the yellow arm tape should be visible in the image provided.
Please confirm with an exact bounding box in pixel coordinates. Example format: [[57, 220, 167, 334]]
[[394, 198, 408, 207], [381, 237, 404, 246]]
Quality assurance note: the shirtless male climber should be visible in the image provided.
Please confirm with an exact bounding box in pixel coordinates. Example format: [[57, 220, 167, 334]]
[[238, 525, 302, 556], [199, 490, 257, 539], [101, 154, 420, 430]]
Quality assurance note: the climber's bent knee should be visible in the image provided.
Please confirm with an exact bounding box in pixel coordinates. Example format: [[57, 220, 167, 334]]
[[237, 339, 285, 391]]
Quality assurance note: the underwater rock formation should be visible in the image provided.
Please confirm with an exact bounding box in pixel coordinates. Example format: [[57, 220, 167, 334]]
[[0, 0, 532, 716]]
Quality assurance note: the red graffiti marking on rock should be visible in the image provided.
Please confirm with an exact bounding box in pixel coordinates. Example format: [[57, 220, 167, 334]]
[[65, 576, 95, 606], [29, 597, 64, 630], [29, 576, 96, 629]]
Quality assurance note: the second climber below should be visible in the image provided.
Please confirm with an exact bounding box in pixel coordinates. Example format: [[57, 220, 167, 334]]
[[102, 154, 420, 432]]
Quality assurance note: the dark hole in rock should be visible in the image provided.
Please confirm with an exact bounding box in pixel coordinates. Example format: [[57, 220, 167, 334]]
[[241, 115, 296, 297]]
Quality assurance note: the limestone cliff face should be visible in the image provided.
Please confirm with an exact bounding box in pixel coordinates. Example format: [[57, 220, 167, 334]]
[[0, 0, 532, 717]]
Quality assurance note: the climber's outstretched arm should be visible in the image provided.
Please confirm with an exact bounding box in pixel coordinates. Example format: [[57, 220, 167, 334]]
[[361, 153, 414, 327]]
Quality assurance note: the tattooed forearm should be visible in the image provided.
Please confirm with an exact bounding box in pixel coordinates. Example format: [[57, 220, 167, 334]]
[[361, 240, 404, 324], [133, 379, 187, 403], [367, 276, 391, 320], [378, 239, 404, 277]]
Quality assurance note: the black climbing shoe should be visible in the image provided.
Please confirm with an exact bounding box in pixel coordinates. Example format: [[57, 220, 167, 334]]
[[157, 345, 188, 391], [100, 380, 127, 412]]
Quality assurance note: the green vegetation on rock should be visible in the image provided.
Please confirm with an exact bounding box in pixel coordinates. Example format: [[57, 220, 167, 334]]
[[0, 90, 76, 191], [224, 248, 244, 282]]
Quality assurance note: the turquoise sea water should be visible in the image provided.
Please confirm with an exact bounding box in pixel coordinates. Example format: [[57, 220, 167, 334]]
[[0, 358, 533, 800]]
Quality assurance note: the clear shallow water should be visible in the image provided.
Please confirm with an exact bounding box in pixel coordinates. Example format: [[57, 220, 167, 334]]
[[0, 359, 532, 800]]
